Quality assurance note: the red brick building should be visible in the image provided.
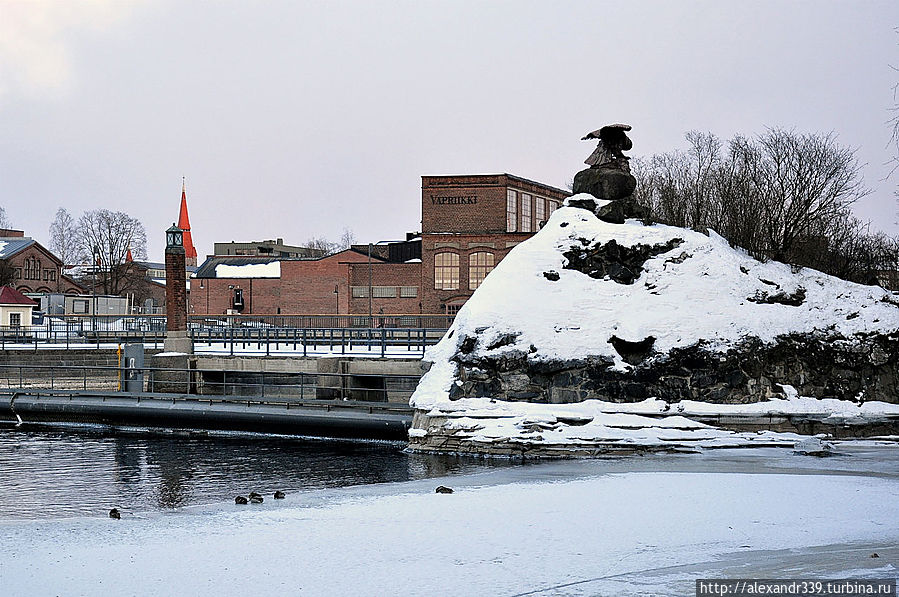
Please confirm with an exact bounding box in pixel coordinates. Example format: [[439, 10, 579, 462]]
[[0, 229, 83, 295], [420, 174, 568, 314], [191, 174, 568, 316]]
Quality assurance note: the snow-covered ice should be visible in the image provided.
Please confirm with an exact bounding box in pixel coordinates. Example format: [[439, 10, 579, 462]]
[[1, 446, 897, 597]]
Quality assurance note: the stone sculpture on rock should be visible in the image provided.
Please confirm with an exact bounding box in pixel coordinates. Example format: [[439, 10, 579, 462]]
[[572, 123, 646, 223]]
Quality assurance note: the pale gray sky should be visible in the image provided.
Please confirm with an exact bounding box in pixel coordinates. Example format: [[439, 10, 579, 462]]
[[1, 0, 897, 261]]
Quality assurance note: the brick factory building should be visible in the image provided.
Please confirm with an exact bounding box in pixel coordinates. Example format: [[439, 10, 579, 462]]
[[420, 174, 568, 314], [191, 174, 569, 316]]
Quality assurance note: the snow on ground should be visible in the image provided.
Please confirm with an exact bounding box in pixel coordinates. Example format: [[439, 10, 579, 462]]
[[1, 447, 897, 597], [412, 199, 899, 409]]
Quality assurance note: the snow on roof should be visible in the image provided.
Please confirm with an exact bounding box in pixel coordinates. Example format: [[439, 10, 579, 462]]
[[412, 197, 899, 409], [0, 237, 35, 259], [214, 261, 281, 278]]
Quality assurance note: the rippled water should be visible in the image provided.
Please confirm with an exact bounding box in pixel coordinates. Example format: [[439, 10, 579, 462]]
[[0, 424, 514, 519]]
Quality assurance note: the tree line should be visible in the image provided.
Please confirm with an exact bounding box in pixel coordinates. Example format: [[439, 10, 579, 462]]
[[632, 129, 899, 288]]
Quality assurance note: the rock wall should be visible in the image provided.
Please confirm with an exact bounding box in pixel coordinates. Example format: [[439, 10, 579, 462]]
[[448, 331, 899, 405]]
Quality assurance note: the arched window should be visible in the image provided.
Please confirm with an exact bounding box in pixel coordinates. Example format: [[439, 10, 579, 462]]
[[434, 252, 459, 290], [469, 252, 495, 290]]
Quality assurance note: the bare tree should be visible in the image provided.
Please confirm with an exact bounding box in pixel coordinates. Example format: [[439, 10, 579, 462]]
[[303, 236, 339, 256], [49, 208, 80, 265], [890, 27, 899, 219], [0, 207, 11, 230], [637, 128, 887, 285], [338, 228, 356, 251], [76, 209, 148, 295]]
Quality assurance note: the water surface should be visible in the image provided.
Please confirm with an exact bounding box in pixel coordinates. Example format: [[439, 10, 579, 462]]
[[0, 423, 514, 519]]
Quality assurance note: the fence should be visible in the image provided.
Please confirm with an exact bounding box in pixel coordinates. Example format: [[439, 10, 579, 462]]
[[0, 363, 421, 403], [0, 315, 451, 355]]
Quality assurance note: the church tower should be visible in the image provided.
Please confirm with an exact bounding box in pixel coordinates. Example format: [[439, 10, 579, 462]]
[[178, 179, 198, 267]]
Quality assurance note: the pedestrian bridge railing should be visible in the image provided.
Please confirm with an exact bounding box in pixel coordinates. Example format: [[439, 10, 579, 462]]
[[0, 363, 421, 404]]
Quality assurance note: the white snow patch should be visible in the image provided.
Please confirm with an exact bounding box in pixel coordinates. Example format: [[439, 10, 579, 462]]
[[215, 262, 281, 278]]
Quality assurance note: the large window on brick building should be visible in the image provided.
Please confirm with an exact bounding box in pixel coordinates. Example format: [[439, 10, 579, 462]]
[[372, 286, 397, 298], [468, 252, 495, 290], [506, 190, 517, 232], [548, 200, 560, 215], [520, 193, 532, 233], [434, 252, 459, 290], [535, 196, 545, 227]]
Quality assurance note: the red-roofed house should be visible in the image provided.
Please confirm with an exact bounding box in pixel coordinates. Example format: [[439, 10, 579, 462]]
[[0, 286, 38, 328]]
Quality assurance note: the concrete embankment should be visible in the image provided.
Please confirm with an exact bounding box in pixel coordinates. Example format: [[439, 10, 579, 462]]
[[1, 391, 412, 440]]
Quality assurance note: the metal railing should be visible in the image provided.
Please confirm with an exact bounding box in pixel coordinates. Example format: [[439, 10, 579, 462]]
[[0, 363, 421, 404], [188, 314, 454, 329], [191, 326, 445, 357], [0, 319, 450, 356]]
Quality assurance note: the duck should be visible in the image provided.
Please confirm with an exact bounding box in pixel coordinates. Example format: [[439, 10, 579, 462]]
[[435, 486, 454, 494], [273, 491, 286, 499], [249, 494, 264, 504], [109, 508, 121, 519], [235, 496, 248, 505]]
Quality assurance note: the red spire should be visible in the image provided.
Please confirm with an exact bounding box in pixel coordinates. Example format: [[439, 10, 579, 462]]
[[125, 247, 133, 262], [178, 178, 198, 263]]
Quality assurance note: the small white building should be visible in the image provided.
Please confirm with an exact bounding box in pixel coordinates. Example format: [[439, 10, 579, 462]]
[[0, 286, 37, 328]]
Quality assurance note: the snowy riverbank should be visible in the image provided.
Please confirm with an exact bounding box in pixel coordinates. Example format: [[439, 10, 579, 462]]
[[1, 444, 897, 596]]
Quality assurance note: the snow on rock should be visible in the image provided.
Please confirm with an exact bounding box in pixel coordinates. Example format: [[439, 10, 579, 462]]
[[794, 437, 836, 456], [215, 261, 281, 278], [409, 197, 899, 455]]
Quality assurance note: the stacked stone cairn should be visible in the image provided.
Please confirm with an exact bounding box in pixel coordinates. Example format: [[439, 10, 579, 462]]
[[571, 123, 647, 224]]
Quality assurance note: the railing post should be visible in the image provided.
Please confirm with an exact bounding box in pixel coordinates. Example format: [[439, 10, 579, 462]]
[[381, 327, 386, 358], [265, 328, 270, 356]]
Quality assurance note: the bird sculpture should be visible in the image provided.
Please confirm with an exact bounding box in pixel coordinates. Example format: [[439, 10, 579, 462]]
[[581, 123, 633, 168]]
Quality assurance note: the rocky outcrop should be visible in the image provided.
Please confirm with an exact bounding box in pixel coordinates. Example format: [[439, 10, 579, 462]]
[[447, 331, 899, 405], [562, 237, 683, 284], [407, 125, 899, 457]]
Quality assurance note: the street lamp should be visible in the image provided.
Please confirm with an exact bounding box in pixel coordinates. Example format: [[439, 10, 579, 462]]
[[166, 224, 184, 250], [334, 284, 339, 316], [91, 245, 99, 333]]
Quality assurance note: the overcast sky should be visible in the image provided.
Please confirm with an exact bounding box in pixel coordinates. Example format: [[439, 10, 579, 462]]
[[1, 0, 897, 261]]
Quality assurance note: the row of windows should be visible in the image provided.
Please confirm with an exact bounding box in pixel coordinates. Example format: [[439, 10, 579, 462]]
[[506, 190, 560, 233], [351, 286, 418, 298], [22, 257, 56, 281], [14, 267, 56, 281], [435, 251, 495, 291]]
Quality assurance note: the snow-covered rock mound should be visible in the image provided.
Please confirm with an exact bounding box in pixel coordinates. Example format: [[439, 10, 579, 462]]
[[412, 197, 899, 417]]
